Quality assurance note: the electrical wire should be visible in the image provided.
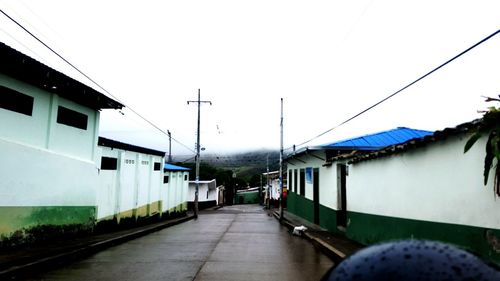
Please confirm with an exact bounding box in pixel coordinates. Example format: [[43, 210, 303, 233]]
[[0, 8, 196, 154], [288, 28, 500, 151]]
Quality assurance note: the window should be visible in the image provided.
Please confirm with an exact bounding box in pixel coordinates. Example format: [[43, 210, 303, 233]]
[[294, 169, 298, 193], [0, 86, 33, 116], [184, 175, 188, 181], [164, 175, 169, 183], [154, 162, 161, 171], [57, 106, 88, 130], [299, 169, 305, 196], [101, 157, 118, 170]]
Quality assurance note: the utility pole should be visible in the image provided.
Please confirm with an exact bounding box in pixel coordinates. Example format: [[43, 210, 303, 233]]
[[259, 174, 263, 205], [266, 154, 270, 209], [167, 130, 172, 163], [279, 98, 284, 222], [187, 89, 212, 218]]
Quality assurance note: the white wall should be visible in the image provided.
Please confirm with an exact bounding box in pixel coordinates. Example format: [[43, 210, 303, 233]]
[[0, 75, 101, 209], [0, 74, 99, 162], [96, 148, 119, 219], [162, 170, 189, 212], [96, 146, 165, 220], [188, 180, 217, 203], [0, 131, 97, 208], [347, 134, 500, 229], [49, 97, 98, 161], [0, 74, 49, 148], [287, 153, 338, 210]]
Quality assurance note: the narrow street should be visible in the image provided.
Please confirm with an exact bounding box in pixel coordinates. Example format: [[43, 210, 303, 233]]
[[24, 205, 334, 281]]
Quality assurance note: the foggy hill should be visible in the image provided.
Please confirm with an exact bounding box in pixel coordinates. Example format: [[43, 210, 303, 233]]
[[173, 150, 280, 178]]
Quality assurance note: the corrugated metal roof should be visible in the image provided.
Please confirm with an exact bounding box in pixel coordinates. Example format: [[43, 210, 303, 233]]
[[346, 120, 478, 164], [98, 137, 165, 157], [323, 127, 433, 150], [0, 42, 123, 110], [164, 163, 191, 171]]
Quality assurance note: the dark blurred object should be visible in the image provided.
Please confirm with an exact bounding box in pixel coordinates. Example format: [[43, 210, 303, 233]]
[[322, 240, 500, 281]]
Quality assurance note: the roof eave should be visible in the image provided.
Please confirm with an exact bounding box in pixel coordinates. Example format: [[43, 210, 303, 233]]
[[0, 43, 124, 110]]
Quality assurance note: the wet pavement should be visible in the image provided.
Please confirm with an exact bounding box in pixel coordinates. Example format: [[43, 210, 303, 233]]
[[21, 205, 334, 281]]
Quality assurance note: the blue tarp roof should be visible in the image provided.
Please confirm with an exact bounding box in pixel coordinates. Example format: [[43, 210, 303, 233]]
[[322, 127, 433, 150], [164, 163, 191, 171]]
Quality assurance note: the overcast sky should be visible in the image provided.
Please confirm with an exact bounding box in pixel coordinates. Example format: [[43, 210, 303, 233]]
[[1, 0, 500, 157]]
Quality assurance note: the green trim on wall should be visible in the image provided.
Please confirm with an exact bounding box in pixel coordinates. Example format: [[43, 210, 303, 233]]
[[288, 193, 342, 234], [287, 192, 314, 222], [0, 206, 95, 236], [0, 206, 95, 247], [319, 204, 341, 234], [347, 211, 500, 264]]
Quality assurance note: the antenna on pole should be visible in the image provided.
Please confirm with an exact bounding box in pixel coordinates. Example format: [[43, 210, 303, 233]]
[[187, 89, 212, 218]]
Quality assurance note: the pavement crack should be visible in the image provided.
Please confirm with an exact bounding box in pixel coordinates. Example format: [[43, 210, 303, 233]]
[[191, 214, 237, 281]]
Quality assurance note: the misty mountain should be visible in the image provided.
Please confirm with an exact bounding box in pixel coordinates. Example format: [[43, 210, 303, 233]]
[[173, 150, 280, 178]]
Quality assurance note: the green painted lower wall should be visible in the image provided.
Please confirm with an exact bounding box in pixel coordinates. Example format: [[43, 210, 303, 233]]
[[286, 195, 500, 263], [0, 206, 95, 247], [236, 191, 259, 204], [287, 192, 314, 223], [319, 204, 340, 234], [288, 193, 341, 234], [347, 211, 500, 263]]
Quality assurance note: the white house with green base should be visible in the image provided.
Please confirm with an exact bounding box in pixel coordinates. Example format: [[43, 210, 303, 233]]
[[0, 42, 123, 246], [343, 121, 500, 263], [286, 122, 500, 264], [286, 127, 432, 230]]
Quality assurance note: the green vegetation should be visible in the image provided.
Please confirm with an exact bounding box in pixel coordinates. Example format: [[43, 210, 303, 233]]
[[464, 96, 500, 195]]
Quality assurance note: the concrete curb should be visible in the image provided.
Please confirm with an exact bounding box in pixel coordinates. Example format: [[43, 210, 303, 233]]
[[0, 214, 195, 279], [273, 211, 347, 263]]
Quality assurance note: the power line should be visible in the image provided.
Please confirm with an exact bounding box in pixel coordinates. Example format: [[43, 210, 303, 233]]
[[289, 28, 500, 151], [0, 9, 196, 154]]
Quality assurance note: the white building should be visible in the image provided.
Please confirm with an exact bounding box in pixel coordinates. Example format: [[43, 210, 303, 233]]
[[188, 179, 218, 209], [343, 121, 500, 263], [286, 127, 432, 227], [0, 42, 123, 245], [96, 137, 166, 223], [286, 122, 500, 264], [163, 163, 190, 215]]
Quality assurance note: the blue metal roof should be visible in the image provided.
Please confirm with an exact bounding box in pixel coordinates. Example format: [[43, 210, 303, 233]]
[[164, 163, 191, 171], [322, 127, 433, 150]]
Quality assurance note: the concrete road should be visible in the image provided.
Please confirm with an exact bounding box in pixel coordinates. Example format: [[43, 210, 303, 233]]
[[24, 205, 334, 281]]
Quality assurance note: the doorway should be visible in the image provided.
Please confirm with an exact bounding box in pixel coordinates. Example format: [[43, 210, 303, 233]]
[[313, 168, 320, 225], [337, 164, 347, 229]]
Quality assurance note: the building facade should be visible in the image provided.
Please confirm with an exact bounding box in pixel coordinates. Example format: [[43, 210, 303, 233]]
[[163, 164, 190, 215], [286, 123, 500, 263], [188, 179, 218, 209], [96, 137, 166, 224], [0, 42, 123, 245]]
